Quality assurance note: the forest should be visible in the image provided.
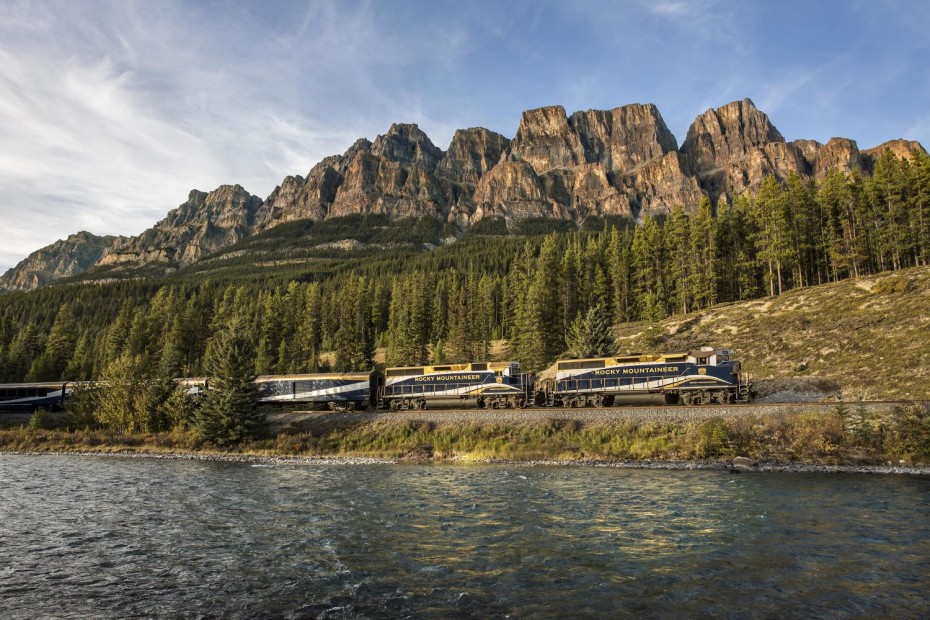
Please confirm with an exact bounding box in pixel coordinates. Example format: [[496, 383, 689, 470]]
[[1, 148, 928, 393]]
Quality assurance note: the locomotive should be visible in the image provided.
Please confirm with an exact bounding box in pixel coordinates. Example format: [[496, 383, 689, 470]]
[[539, 347, 751, 407]]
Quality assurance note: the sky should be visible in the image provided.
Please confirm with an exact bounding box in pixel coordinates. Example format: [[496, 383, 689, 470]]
[[2, 0, 930, 272]]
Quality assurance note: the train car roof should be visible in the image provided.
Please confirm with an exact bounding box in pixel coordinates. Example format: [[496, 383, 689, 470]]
[[385, 361, 518, 377], [254, 372, 376, 382]]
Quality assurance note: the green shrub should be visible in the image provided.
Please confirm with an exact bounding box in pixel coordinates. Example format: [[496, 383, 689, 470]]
[[888, 403, 930, 461], [693, 417, 732, 458]]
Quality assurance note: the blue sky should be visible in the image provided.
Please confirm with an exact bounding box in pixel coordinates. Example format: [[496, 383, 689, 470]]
[[2, 0, 930, 271]]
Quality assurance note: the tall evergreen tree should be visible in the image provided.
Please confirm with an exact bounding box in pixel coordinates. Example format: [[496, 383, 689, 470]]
[[566, 303, 617, 358], [690, 198, 718, 308], [754, 176, 796, 295], [43, 303, 78, 379], [196, 325, 263, 448]]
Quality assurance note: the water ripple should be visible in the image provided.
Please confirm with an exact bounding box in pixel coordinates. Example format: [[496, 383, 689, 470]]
[[1, 456, 928, 618]]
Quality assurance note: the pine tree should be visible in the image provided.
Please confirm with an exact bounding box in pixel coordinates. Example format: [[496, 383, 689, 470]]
[[754, 176, 796, 295], [641, 292, 666, 349], [334, 276, 374, 371], [94, 352, 150, 433], [8, 323, 41, 381], [566, 303, 617, 358], [665, 205, 692, 314], [690, 198, 718, 308], [104, 301, 135, 365], [196, 325, 263, 448], [44, 303, 78, 379], [607, 226, 634, 323], [511, 235, 564, 371]]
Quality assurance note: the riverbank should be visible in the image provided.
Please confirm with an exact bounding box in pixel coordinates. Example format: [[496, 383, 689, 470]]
[[2, 449, 929, 476], [3, 402, 929, 473]]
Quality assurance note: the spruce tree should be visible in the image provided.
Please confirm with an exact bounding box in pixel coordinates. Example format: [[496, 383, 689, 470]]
[[44, 303, 78, 379], [566, 303, 617, 358], [196, 325, 263, 448]]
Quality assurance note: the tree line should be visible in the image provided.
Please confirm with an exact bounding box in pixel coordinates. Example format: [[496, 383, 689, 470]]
[[1, 147, 928, 389]]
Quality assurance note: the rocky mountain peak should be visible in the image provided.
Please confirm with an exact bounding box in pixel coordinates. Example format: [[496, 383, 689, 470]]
[[862, 139, 928, 162], [95, 184, 262, 272], [508, 105, 585, 174], [568, 103, 678, 174], [371, 123, 443, 172], [0, 231, 125, 292], [435, 127, 510, 185], [681, 98, 785, 175]]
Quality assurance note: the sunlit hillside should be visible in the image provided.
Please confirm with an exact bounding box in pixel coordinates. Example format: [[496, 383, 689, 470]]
[[612, 266, 930, 400]]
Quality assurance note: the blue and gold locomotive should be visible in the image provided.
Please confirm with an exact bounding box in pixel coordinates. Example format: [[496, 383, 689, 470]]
[[379, 361, 531, 410], [540, 348, 751, 407]]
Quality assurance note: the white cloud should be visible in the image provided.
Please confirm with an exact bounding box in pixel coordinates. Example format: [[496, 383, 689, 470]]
[[0, 1, 380, 271]]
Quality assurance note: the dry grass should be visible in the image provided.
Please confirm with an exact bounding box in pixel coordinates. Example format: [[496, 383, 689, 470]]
[[7, 403, 928, 464], [614, 266, 930, 400]]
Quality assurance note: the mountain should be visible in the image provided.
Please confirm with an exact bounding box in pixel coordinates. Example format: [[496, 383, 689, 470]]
[[95, 185, 262, 273], [2, 98, 926, 291], [0, 231, 125, 293]]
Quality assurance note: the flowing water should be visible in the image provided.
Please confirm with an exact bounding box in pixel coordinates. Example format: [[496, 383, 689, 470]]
[[1, 455, 928, 618]]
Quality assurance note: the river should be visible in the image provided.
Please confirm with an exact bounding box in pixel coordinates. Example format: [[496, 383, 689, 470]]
[[1, 455, 928, 618]]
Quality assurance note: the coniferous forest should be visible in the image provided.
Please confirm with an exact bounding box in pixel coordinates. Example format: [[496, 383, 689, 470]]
[[1, 149, 929, 408]]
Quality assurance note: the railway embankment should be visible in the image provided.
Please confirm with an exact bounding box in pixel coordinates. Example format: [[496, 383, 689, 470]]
[[265, 401, 900, 431], [3, 400, 929, 472]]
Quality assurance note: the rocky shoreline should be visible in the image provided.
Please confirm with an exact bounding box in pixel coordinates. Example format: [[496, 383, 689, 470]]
[[2, 449, 928, 476]]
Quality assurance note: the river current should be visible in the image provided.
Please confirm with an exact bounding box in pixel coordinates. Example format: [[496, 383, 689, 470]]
[[1, 455, 928, 618]]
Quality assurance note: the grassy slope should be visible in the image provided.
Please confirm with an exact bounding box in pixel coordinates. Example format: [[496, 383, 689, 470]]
[[614, 266, 930, 400]]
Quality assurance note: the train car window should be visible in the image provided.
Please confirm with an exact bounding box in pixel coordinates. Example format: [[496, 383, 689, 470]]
[[433, 366, 451, 372], [471, 363, 488, 371]]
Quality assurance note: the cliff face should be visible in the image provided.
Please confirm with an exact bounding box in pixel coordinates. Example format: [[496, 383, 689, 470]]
[[7, 98, 927, 291], [254, 98, 927, 235], [96, 185, 262, 271], [0, 231, 125, 292]]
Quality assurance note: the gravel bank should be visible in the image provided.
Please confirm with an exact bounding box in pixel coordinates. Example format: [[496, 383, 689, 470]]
[[3, 449, 928, 476], [268, 401, 900, 432], [0, 449, 393, 466]]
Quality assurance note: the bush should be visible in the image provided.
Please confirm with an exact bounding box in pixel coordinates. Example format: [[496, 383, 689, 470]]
[[888, 402, 930, 461], [27, 410, 56, 431], [693, 417, 732, 458]]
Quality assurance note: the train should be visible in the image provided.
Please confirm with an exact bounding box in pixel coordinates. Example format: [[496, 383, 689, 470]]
[[1, 348, 751, 413], [0, 382, 73, 411]]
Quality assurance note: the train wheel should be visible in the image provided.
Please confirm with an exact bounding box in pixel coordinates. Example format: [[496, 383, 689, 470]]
[[417, 399, 427, 410]]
